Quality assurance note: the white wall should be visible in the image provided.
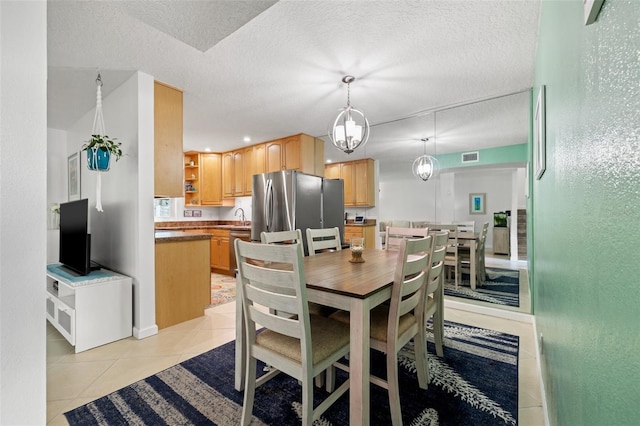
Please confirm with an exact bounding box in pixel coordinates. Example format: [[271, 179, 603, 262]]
[[65, 71, 157, 339], [0, 1, 47, 423]]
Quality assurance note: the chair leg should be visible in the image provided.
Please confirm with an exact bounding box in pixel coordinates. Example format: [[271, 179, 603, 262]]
[[325, 365, 336, 392], [302, 373, 314, 425], [433, 310, 444, 357], [414, 329, 429, 389], [387, 350, 403, 426], [241, 357, 257, 426]]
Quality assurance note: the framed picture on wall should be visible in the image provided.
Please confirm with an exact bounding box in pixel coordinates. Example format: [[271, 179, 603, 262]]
[[469, 193, 486, 215], [534, 85, 546, 180], [68, 152, 81, 201]]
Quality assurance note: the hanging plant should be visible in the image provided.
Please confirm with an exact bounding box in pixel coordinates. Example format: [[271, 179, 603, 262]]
[[82, 134, 123, 171]]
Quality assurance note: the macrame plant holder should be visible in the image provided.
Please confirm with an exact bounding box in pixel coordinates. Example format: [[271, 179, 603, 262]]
[[89, 74, 108, 212]]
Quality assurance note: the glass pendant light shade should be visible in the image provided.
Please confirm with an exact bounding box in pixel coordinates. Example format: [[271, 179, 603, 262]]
[[329, 76, 370, 154], [412, 136, 438, 181], [330, 106, 369, 154], [412, 154, 435, 181]]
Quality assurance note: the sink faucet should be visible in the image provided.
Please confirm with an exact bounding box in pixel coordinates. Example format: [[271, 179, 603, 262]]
[[234, 208, 246, 226]]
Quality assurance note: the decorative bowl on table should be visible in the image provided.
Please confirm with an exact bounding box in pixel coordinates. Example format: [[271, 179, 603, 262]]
[[349, 238, 365, 263]]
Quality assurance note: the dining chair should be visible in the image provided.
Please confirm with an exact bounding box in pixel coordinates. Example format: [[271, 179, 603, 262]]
[[332, 236, 432, 426], [306, 227, 342, 256], [427, 231, 448, 357], [459, 222, 489, 285], [427, 225, 460, 287], [261, 229, 335, 319], [235, 239, 351, 425], [384, 226, 429, 251], [260, 229, 303, 246]]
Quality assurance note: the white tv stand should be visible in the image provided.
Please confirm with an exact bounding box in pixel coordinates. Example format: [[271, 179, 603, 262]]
[[46, 264, 133, 353]]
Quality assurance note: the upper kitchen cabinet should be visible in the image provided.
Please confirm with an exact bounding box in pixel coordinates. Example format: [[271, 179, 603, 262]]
[[222, 150, 245, 198], [324, 158, 375, 207], [200, 153, 222, 206], [244, 144, 265, 195], [154, 81, 183, 197], [264, 134, 324, 175]]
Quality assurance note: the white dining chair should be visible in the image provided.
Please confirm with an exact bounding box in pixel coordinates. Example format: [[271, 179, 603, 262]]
[[235, 240, 351, 425], [306, 227, 342, 256], [459, 222, 489, 285], [332, 236, 432, 426], [427, 230, 448, 357], [384, 226, 429, 251], [260, 229, 303, 246]]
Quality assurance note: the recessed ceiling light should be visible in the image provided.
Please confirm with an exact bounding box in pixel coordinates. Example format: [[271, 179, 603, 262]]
[[326, 159, 333, 163], [204, 148, 211, 152], [243, 136, 251, 143]]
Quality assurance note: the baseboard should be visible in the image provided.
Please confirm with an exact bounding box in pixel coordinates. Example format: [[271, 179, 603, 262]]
[[444, 299, 533, 323], [133, 324, 159, 339], [532, 319, 551, 426]]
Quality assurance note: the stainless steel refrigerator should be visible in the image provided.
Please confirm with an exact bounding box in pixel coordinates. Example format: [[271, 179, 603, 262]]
[[251, 170, 345, 255]]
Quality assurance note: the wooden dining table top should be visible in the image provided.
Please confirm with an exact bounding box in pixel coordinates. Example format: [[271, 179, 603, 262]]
[[303, 248, 399, 299]]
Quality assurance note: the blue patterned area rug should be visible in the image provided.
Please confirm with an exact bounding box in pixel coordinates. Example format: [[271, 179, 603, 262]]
[[65, 321, 518, 425], [444, 267, 520, 308]]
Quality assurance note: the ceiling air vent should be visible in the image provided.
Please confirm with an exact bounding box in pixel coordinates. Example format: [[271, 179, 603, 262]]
[[461, 151, 479, 163]]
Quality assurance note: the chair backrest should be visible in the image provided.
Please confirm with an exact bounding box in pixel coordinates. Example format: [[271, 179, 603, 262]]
[[411, 221, 430, 229], [235, 239, 311, 353], [384, 226, 429, 251], [428, 224, 458, 255], [456, 221, 475, 233], [306, 227, 342, 256], [391, 220, 411, 228], [260, 229, 303, 245], [430, 230, 450, 255], [425, 243, 446, 297], [478, 222, 489, 251], [387, 236, 432, 337]]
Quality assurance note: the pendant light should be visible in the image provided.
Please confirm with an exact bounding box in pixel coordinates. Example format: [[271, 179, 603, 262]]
[[412, 112, 439, 181], [328, 75, 370, 154]]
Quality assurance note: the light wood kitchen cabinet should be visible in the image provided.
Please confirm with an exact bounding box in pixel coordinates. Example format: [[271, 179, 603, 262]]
[[200, 153, 222, 206], [244, 144, 265, 195], [210, 229, 230, 272], [324, 158, 375, 207], [222, 150, 246, 198], [184, 151, 200, 206], [155, 236, 210, 329], [154, 81, 183, 197], [264, 133, 325, 175], [344, 224, 376, 249]]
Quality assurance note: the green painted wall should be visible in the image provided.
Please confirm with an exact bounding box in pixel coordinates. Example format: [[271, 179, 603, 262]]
[[533, 1, 640, 425], [436, 143, 527, 170]]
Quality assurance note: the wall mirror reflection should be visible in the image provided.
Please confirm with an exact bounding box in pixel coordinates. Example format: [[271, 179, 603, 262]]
[[324, 90, 531, 314]]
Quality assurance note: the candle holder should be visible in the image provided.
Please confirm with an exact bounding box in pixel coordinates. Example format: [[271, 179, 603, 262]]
[[349, 237, 365, 263]]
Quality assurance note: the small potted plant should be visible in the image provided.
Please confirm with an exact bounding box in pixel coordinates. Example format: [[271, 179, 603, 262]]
[[82, 134, 123, 171]]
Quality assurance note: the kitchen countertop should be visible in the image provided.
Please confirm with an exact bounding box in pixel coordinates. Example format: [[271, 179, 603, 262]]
[[155, 220, 251, 232], [154, 230, 214, 242]]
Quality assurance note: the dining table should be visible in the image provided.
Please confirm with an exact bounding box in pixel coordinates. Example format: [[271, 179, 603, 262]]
[[235, 247, 399, 426]]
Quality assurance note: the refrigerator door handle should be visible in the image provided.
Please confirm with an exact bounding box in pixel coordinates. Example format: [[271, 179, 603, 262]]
[[265, 178, 273, 232]]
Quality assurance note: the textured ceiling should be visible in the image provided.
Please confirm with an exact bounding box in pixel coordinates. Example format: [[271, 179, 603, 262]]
[[47, 0, 540, 178]]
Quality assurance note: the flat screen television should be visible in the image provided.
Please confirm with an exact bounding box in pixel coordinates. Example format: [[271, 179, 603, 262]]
[[59, 198, 95, 276]]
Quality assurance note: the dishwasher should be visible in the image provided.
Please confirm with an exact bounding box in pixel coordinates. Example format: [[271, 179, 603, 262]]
[[229, 229, 251, 274]]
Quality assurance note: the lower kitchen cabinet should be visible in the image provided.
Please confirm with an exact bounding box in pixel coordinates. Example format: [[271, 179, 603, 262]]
[[344, 224, 376, 249], [155, 235, 211, 329]]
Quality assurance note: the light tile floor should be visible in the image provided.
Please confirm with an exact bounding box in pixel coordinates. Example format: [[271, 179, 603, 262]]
[[47, 267, 545, 425]]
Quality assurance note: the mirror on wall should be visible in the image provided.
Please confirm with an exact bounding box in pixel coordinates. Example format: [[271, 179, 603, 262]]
[[324, 90, 531, 314]]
